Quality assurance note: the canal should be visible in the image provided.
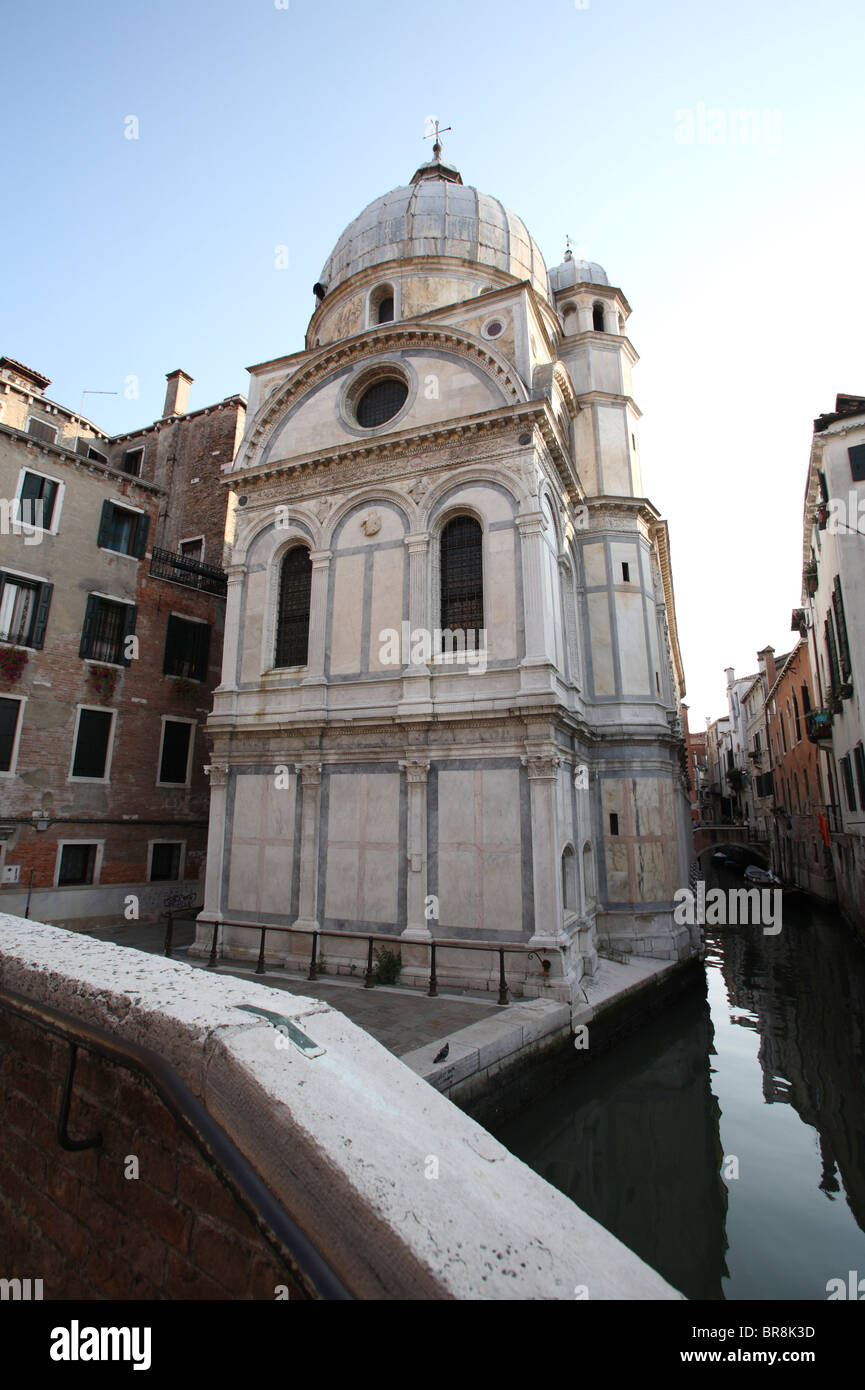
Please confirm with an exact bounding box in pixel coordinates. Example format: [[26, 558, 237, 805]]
[[491, 875, 865, 1300]]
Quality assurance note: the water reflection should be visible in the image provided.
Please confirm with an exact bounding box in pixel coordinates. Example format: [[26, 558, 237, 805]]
[[491, 879, 865, 1300]]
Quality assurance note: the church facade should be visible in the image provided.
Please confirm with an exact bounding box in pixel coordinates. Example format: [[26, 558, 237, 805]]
[[194, 146, 693, 1002]]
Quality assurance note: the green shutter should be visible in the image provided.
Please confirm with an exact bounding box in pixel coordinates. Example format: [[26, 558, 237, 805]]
[[31, 583, 53, 649], [97, 501, 113, 549], [132, 510, 150, 560], [194, 624, 212, 681], [79, 594, 99, 658], [833, 578, 851, 680]]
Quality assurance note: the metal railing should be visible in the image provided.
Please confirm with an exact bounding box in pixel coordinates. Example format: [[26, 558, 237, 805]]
[[149, 546, 227, 595], [195, 917, 553, 1007], [0, 982, 352, 1300]]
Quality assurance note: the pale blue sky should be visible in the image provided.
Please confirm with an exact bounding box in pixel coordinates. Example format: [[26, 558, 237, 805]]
[[3, 0, 864, 718]]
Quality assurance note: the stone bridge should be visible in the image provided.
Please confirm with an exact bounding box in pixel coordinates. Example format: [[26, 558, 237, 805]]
[[693, 824, 769, 861]]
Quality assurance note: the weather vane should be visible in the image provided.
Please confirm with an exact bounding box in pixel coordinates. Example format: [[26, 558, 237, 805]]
[[425, 118, 452, 161]]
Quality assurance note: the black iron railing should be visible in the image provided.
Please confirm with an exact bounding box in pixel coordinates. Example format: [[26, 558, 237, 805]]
[[150, 546, 227, 595], [194, 917, 553, 1007], [0, 983, 351, 1300]]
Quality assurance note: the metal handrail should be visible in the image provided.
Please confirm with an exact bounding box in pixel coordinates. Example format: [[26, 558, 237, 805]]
[[198, 916, 552, 1006], [0, 983, 353, 1301]]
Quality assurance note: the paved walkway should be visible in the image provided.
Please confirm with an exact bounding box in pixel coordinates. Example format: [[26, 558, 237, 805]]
[[75, 918, 500, 1056]]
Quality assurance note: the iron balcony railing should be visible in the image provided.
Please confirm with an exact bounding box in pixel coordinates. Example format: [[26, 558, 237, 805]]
[[150, 546, 227, 595], [805, 708, 834, 744]]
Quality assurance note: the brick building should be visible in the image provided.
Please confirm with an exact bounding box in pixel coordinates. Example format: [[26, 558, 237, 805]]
[[680, 704, 707, 824], [0, 357, 245, 925], [765, 639, 835, 900]]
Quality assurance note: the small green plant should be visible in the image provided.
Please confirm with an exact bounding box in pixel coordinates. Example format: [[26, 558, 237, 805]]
[[373, 946, 402, 985], [314, 951, 327, 976]]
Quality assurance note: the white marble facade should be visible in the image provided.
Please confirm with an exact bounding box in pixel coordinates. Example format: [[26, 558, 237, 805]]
[[196, 151, 694, 1001]]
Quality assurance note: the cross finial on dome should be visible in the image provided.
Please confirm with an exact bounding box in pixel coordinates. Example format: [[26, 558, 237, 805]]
[[425, 118, 452, 162], [564, 234, 574, 261]]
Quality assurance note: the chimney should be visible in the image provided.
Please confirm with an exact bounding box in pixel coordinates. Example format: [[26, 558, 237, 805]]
[[725, 666, 735, 689], [163, 369, 193, 417], [758, 645, 776, 689]]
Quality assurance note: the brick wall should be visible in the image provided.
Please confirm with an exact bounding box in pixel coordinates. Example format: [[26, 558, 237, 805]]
[[0, 1007, 306, 1300]]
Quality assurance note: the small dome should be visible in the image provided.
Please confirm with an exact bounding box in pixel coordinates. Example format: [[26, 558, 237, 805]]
[[549, 253, 609, 292], [317, 161, 551, 302]]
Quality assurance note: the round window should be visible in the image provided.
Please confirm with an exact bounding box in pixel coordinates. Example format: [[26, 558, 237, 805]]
[[484, 320, 503, 338], [355, 377, 408, 428]]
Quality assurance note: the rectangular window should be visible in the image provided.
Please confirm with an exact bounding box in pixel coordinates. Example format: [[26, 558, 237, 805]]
[[801, 682, 811, 714], [18, 470, 60, 530], [0, 573, 53, 649], [849, 444, 865, 482], [0, 696, 23, 773], [120, 447, 144, 477], [27, 417, 58, 445], [825, 614, 842, 694], [71, 708, 114, 780], [58, 843, 97, 886], [97, 500, 150, 558], [832, 577, 851, 680], [79, 595, 137, 666], [609, 812, 619, 836], [149, 842, 182, 881], [854, 745, 865, 810], [158, 719, 193, 785], [621, 562, 630, 582], [163, 615, 211, 681], [87, 445, 107, 463], [179, 537, 204, 563], [841, 755, 857, 813]]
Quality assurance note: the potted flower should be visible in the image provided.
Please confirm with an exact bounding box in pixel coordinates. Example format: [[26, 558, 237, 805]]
[[0, 647, 28, 683], [88, 664, 119, 699]]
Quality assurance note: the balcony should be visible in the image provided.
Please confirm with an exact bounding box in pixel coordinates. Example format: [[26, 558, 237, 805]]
[[805, 708, 833, 744], [150, 546, 227, 596]]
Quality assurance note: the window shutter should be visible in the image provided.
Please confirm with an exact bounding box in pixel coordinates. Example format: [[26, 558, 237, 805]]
[[97, 501, 113, 549], [825, 615, 841, 694], [132, 510, 150, 560], [79, 595, 98, 658], [31, 582, 53, 650], [832, 577, 851, 679], [194, 623, 211, 681], [121, 603, 138, 666]]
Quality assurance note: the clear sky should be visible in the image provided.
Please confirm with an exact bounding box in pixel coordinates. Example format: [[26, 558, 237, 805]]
[[3, 0, 864, 721]]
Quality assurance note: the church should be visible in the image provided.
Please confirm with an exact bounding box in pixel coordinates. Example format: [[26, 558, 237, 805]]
[[194, 138, 693, 1003]]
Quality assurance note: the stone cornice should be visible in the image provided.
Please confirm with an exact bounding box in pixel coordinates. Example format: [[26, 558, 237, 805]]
[[0, 424, 165, 495], [236, 324, 532, 476], [228, 399, 580, 500]]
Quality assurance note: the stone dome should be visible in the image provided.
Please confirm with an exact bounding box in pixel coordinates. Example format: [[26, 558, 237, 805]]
[[317, 157, 551, 302], [548, 253, 609, 291]]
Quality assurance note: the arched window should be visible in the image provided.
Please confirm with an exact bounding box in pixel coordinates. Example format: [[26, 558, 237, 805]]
[[440, 516, 483, 641], [370, 283, 396, 326], [561, 845, 577, 913], [592, 302, 605, 332], [275, 547, 312, 667]]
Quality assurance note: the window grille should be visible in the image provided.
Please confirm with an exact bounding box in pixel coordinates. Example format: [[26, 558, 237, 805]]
[[356, 378, 407, 428], [275, 547, 312, 667], [440, 517, 483, 639]]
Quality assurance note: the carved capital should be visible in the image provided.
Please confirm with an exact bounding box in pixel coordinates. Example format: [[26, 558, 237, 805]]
[[204, 763, 229, 787], [399, 758, 431, 784], [295, 762, 323, 786], [521, 752, 561, 780]]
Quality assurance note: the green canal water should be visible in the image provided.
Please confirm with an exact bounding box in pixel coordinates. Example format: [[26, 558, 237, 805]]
[[491, 884, 865, 1300]]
